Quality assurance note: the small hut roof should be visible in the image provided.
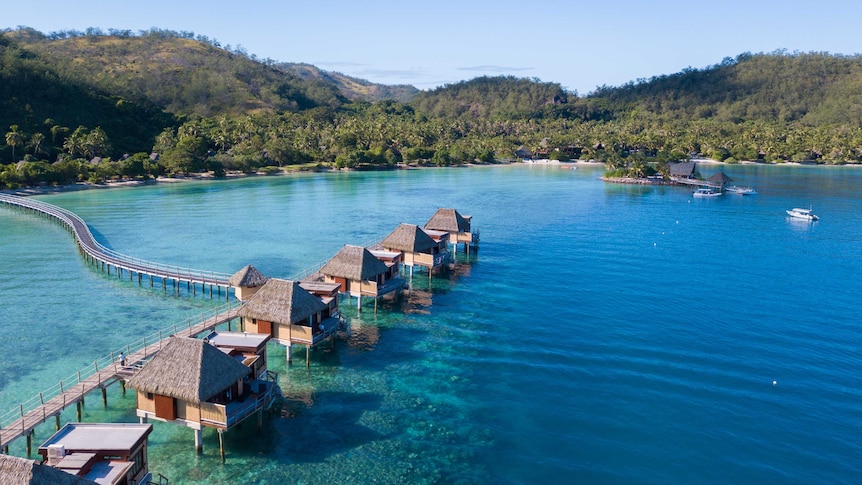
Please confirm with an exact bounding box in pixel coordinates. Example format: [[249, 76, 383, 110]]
[[424, 208, 470, 233], [0, 454, 96, 485], [127, 337, 250, 403], [319, 245, 388, 281], [237, 278, 325, 324], [229, 265, 269, 287], [380, 224, 436, 253], [707, 171, 733, 185], [669, 161, 697, 177]]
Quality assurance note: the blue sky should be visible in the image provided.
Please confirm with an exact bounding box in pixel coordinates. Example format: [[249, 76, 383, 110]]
[[5, 0, 862, 95]]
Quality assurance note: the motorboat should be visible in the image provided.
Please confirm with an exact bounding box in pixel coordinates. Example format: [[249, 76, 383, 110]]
[[693, 188, 722, 198], [725, 185, 757, 195], [786, 207, 819, 221]]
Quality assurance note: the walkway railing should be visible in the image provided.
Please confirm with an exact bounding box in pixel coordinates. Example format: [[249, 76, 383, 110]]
[[0, 194, 232, 288], [0, 299, 243, 441]]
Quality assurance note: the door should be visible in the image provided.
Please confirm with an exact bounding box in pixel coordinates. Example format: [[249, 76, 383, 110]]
[[154, 394, 176, 420]]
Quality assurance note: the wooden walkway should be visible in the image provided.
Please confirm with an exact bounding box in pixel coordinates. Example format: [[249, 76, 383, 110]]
[[0, 304, 242, 451], [0, 193, 233, 297]]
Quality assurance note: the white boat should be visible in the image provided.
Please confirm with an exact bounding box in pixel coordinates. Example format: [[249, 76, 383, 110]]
[[725, 185, 757, 195], [786, 207, 819, 221], [693, 188, 722, 198]]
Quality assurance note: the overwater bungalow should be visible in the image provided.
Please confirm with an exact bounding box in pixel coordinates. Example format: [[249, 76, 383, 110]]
[[0, 453, 97, 484], [36, 423, 156, 485], [423, 208, 478, 252], [126, 336, 277, 459], [204, 330, 271, 379], [237, 278, 341, 366], [229, 264, 269, 301], [379, 223, 448, 275], [319, 245, 405, 310]]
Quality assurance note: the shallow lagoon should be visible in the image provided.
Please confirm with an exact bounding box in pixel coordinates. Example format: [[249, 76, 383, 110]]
[[2, 164, 861, 483]]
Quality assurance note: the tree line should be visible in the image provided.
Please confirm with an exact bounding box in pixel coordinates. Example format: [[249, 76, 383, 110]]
[[2, 29, 862, 189]]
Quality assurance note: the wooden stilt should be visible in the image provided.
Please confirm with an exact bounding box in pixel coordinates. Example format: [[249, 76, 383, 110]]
[[286, 344, 292, 364], [195, 429, 203, 453], [218, 430, 225, 463], [210, 285, 213, 299], [55, 414, 61, 430], [306, 345, 310, 368], [76, 402, 82, 422], [121, 380, 126, 395], [258, 409, 263, 431], [374, 297, 378, 315], [26, 430, 32, 456], [101, 387, 107, 407]]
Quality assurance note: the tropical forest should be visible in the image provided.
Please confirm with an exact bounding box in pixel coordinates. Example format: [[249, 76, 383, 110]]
[[3, 26, 862, 189]]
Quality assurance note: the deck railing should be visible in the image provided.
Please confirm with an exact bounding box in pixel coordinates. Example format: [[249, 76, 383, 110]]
[[0, 300, 243, 430], [0, 194, 232, 285]]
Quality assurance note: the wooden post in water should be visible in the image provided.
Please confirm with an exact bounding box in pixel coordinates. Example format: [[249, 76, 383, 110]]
[[218, 429, 225, 463], [26, 430, 32, 456], [101, 387, 107, 407], [306, 345, 311, 368], [195, 429, 203, 453], [55, 414, 61, 430], [76, 401, 82, 422], [286, 344, 292, 365]]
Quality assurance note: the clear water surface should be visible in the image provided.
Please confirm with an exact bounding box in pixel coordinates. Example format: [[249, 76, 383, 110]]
[[1, 163, 861, 484]]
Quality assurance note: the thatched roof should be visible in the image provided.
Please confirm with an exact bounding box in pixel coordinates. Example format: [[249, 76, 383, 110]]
[[424, 208, 470, 233], [237, 278, 325, 324], [127, 337, 250, 403], [669, 161, 697, 177], [0, 455, 95, 485], [229, 265, 269, 287], [707, 171, 733, 185], [319, 245, 388, 281], [380, 224, 436, 253]]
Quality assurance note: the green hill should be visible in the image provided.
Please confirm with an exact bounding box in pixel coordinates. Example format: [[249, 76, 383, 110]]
[[411, 75, 568, 119], [575, 51, 862, 126], [278, 63, 419, 103], [8, 28, 346, 118]]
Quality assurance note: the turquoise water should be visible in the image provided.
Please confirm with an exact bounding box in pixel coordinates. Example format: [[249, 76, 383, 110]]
[[1, 164, 861, 483]]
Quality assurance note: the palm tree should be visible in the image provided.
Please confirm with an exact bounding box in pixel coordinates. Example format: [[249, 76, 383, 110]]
[[5, 125, 24, 161]]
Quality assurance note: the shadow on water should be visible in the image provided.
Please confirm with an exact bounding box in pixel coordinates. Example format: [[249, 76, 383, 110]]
[[272, 391, 388, 463]]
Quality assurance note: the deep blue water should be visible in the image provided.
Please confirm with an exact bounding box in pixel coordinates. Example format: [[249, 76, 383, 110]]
[[1, 163, 861, 484]]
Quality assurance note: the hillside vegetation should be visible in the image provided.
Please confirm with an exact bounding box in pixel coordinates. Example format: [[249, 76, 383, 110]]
[[2, 27, 862, 189]]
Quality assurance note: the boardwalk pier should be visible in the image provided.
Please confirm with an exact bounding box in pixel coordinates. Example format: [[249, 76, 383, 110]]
[[0, 301, 243, 453], [0, 194, 233, 299]]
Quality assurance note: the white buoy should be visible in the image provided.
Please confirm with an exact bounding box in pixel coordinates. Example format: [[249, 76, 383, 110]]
[[653, 242, 657, 247], [773, 380, 777, 386]]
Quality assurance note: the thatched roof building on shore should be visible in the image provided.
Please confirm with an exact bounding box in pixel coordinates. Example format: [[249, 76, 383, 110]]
[[669, 161, 697, 179], [229, 265, 269, 300]]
